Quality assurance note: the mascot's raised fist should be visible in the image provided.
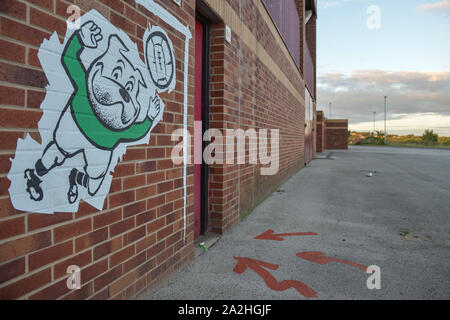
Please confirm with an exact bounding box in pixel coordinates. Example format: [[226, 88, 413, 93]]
[[79, 21, 103, 49]]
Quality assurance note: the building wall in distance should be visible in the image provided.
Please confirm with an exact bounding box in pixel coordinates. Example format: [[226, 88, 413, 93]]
[[326, 120, 349, 150], [316, 111, 326, 152]]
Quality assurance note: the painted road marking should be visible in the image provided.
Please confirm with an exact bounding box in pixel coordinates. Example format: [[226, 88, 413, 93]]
[[233, 257, 317, 298], [296, 251, 368, 272], [254, 229, 318, 241]]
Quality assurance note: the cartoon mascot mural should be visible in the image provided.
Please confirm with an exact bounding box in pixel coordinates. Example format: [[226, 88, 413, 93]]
[[7, 7, 186, 214]]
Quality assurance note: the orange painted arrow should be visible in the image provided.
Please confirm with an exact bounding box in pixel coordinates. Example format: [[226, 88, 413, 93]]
[[296, 251, 368, 272], [254, 229, 318, 241], [233, 257, 317, 298]]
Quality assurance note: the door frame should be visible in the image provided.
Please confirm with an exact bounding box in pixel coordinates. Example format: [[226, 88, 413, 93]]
[[196, 13, 211, 236]]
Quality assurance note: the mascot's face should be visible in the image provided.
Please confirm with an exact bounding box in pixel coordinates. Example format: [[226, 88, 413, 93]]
[[87, 35, 146, 130]]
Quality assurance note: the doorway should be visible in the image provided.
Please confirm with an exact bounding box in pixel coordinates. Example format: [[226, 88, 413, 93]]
[[304, 87, 314, 164], [194, 16, 210, 239]]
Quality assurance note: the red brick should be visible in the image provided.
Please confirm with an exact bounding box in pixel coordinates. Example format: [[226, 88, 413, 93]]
[[0, 0, 27, 20], [156, 159, 173, 170], [123, 226, 146, 246], [93, 237, 122, 260], [0, 268, 51, 299], [123, 174, 146, 190], [0, 156, 15, 175], [157, 181, 173, 194], [98, 0, 124, 14], [156, 247, 173, 265], [123, 281, 136, 300], [158, 202, 173, 217], [0, 39, 26, 64], [146, 171, 165, 184], [0, 107, 42, 129], [147, 217, 165, 234], [157, 225, 173, 241], [28, 240, 73, 271], [0, 85, 25, 107], [94, 264, 122, 292], [110, 178, 122, 193], [0, 17, 51, 47], [136, 209, 157, 226], [0, 257, 25, 283], [124, 5, 147, 28], [55, 0, 74, 17], [109, 244, 134, 267], [30, 7, 66, 35], [81, 258, 108, 285], [110, 11, 134, 35], [0, 231, 51, 263], [136, 185, 157, 200], [54, 218, 92, 243], [113, 163, 135, 177], [75, 0, 109, 17], [109, 271, 135, 297], [109, 190, 135, 208], [0, 131, 24, 150], [136, 160, 156, 173], [54, 250, 92, 279], [93, 208, 122, 229], [147, 147, 165, 159], [123, 251, 146, 273], [123, 200, 146, 218], [29, 277, 71, 300], [109, 217, 135, 238], [147, 194, 165, 210], [122, 148, 146, 161], [146, 241, 165, 258], [28, 212, 72, 231], [0, 216, 25, 241], [89, 288, 109, 300], [136, 258, 155, 278], [75, 227, 108, 252], [166, 231, 182, 247], [27, 0, 54, 12], [77, 201, 100, 218], [27, 47, 41, 68], [135, 275, 147, 294], [61, 282, 93, 300]]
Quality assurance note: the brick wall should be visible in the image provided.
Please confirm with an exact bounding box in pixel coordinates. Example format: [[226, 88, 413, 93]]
[[206, 0, 306, 232], [326, 120, 348, 150], [0, 0, 196, 300], [316, 111, 326, 152], [0, 0, 310, 299]]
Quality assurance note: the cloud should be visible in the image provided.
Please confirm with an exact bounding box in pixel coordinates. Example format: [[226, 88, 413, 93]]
[[319, 1, 340, 9], [318, 0, 369, 10], [317, 70, 450, 135], [417, 0, 450, 11]]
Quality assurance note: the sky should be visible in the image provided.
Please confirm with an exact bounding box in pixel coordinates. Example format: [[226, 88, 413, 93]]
[[316, 0, 450, 136]]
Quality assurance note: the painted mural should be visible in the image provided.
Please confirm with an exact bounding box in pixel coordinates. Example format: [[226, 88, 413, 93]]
[[7, 2, 191, 215]]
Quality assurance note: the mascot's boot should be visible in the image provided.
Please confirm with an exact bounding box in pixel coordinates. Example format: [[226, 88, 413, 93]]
[[24, 169, 43, 201], [68, 168, 89, 204]]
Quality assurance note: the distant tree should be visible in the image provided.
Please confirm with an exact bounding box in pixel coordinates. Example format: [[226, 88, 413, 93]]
[[375, 131, 386, 145], [422, 129, 438, 144]]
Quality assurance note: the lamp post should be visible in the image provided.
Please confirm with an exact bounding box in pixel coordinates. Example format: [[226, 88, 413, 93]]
[[329, 102, 332, 118], [384, 96, 387, 144], [373, 111, 376, 133]]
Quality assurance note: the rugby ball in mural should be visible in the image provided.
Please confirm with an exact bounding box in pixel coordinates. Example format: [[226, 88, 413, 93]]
[[7, 9, 176, 214]]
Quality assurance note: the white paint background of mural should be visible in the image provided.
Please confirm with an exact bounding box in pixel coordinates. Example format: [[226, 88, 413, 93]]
[[7, 3, 190, 215]]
